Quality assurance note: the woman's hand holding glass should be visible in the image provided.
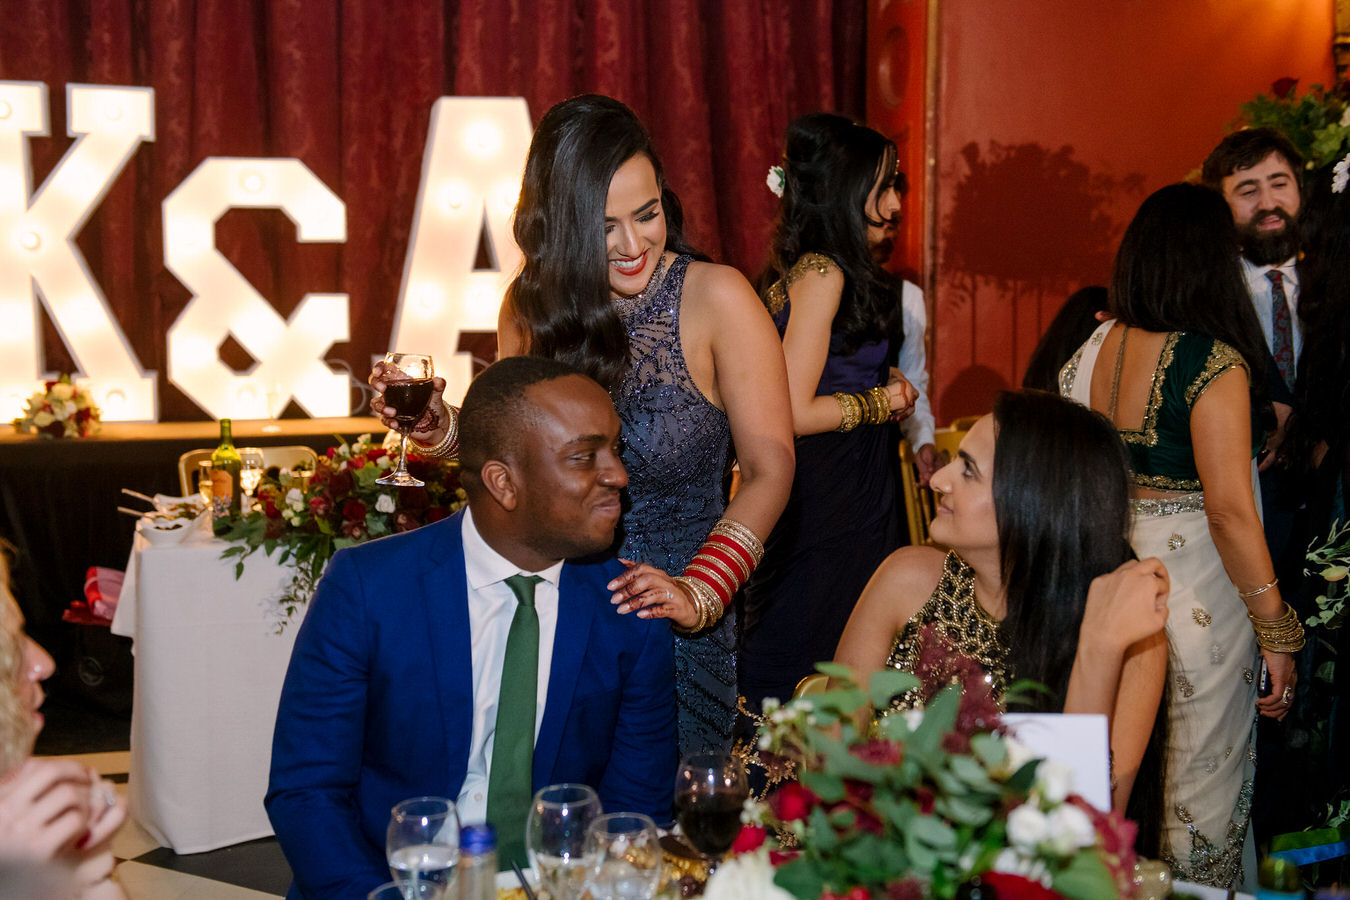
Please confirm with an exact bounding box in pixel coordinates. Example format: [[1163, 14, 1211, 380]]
[[607, 561, 701, 629], [369, 360, 449, 446]]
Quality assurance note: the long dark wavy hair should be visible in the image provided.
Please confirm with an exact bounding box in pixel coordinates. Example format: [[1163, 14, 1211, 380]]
[[759, 113, 903, 353], [1286, 161, 1350, 480], [991, 390, 1167, 855], [507, 94, 703, 392], [1109, 182, 1275, 433]]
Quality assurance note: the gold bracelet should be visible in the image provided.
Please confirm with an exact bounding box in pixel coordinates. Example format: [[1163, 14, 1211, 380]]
[[672, 576, 721, 635], [710, 518, 766, 567], [1239, 577, 1278, 599], [1247, 601, 1306, 653], [410, 406, 460, 458], [867, 385, 891, 424], [834, 392, 862, 432]]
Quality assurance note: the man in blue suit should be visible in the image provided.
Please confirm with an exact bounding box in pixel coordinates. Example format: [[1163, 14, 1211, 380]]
[[266, 357, 678, 899]]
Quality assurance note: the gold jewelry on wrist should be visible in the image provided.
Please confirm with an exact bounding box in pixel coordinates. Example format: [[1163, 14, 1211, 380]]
[[410, 405, 460, 459], [1238, 577, 1278, 600], [867, 385, 891, 423], [1247, 601, 1305, 653], [709, 518, 765, 567], [834, 392, 862, 432], [672, 576, 719, 635]]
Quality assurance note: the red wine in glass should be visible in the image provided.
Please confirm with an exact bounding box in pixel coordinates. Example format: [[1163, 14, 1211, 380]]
[[673, 752, 748, 877], [376, 353, 434, 488], [384, 379, 434, 429], [675, 790, 744, 856]]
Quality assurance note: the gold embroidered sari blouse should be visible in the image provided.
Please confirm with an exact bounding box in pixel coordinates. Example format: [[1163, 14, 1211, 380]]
[[1059, 331, 1258, 492]]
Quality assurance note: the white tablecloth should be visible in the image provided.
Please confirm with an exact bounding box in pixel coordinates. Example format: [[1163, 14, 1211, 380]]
[[112, 517, 305, 854]]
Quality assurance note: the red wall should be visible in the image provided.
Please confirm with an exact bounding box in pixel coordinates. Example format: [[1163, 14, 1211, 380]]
[[906, 0, 1333, 422]]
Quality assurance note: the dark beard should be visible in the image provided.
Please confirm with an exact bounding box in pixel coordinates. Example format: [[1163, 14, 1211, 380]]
[[1238, 208, 1301, 266]]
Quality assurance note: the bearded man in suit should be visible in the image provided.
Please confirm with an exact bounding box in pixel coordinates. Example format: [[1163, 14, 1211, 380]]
[[266, 356, 677, 899]]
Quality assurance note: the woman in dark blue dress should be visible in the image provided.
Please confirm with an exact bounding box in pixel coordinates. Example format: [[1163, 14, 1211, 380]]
[[739, 114, 918, 712]]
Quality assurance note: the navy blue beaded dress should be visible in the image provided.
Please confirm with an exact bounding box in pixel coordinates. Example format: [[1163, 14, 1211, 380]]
[[613, 254, 736, 756]]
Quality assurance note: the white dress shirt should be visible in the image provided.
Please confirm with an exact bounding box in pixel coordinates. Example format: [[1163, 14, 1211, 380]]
[[455, 508, 563, 824], [1241, 256, 1302, 365], [897, 280, 936, 449]]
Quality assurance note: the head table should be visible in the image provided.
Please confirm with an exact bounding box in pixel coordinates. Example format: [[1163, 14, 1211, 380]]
[[112, 514, 305, 854]]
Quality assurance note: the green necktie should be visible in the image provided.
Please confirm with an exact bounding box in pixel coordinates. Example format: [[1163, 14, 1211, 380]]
[[486, 573, 542, 869]]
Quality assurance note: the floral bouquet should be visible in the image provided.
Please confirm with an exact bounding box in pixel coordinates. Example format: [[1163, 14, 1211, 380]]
[[12, 375, 101, 439], [1235, 78, 1350, 170], [713, 628, 1138, 900], [219, 434, 467, 626]]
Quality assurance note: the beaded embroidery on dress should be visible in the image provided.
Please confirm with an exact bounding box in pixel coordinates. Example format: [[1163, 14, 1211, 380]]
[[613, 253, 736, 755]]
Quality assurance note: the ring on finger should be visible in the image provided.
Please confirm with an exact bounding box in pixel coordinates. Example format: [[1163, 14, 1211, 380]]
[[1281, 686, 1293, 703]]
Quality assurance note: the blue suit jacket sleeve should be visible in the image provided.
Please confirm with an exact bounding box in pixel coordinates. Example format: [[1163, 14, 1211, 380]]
[[265, 550, 389, 899], [596, 606, 678, 824]]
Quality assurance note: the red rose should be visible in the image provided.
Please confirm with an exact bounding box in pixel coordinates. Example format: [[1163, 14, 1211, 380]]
[[979, 873, 1060, 900], [341, 499, 367, 522], [263, 497, 280, 519], [914, 787, 936, 816], [393, 510, 421, 532], [309, 496, 332, 517], [768, 848, 797, 867], [850, 739, 903, 767], [42, 421, 64, 438], [325, 447, 337, 458], [1272, 77, 1299, 98], [885, 879, 924, 900], [767, 781, 816, 822], [329, 469, 354, 497], [341, 520, 367, 539], [730, 824, 766, 855], [365, 447, 387, 461], [845, 888, 871, 900]]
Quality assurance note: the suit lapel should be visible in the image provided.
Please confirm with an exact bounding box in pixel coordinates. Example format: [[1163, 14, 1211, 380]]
[[533, 562, 598, 786], [422, 511, 475, 789]]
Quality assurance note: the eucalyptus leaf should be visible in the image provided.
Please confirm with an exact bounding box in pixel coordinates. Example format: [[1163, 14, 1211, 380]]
[[950, 755, 997, 791], [934, 793, 995, 826], [813, 661, 858, 683], [774, 858, 826, 900], [868, 669, 920, 708], [970, 732, 1007, 769], [909, 814, 958, 850], [801, 770, 845, 804], [808, 807, 837, 852], [1051, 847, 1117, 900]]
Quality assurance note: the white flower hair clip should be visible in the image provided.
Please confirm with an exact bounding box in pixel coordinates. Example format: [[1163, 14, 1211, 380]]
[[1333, 151, 1350, 194], [766, 165, 785, 198]]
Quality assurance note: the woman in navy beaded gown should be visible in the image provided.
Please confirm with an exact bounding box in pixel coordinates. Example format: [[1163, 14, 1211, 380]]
[[491, 96, 795, 755], [739, 114, 919, 713]]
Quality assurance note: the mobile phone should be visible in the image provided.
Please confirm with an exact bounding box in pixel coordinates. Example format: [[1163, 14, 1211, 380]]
[[1257, 658, 1272, 697]]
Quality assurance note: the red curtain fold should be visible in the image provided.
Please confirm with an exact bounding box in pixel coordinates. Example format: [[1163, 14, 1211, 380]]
[[0, 0, 864, 420]]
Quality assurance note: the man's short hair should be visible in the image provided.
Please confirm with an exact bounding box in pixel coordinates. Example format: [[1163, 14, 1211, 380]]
[[1201, 127, 1305, 189], [458, 356, 588, 491]]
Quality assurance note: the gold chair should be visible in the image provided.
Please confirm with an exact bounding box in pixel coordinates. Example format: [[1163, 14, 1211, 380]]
[[792, 672, 829, 698], [177, 446, 319, 495]]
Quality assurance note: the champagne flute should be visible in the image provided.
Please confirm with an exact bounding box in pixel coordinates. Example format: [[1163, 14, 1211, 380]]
[[376, 352, 435, 488], [585, 813, 663, 900], [526, 783, 602, 900], [674, 753, 748, 877], [386, 796, 459, 900], [239, 448, 265, 507]]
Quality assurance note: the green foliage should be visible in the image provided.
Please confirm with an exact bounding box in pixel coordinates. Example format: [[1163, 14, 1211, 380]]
[[1237, 81, 1350, 170]]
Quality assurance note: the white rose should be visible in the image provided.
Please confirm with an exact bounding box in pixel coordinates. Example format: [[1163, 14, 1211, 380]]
[[1034, 759, 1074, 805], [285, 488, 304, 509], [1045, 803, 1097, 856], [1003, 737, 1036, 774], [377, 455, 392, 470], [32, 410, 55, 427], [1006, 803, 1051, 852], [704, 850, 794, 900], [49, 382, 75, 401], [992, 848, 1052, 888], [375, 494, 396, 513]]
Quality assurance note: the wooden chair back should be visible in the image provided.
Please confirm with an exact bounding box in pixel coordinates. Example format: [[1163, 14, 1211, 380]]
[[177, 445, 319, 495]]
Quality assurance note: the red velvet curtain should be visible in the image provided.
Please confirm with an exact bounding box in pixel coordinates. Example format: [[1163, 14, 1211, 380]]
[[0, 0, 864, 420]]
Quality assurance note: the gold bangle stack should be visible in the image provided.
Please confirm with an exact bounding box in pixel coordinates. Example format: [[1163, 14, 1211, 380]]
[[834, 386, 892, 433], [1247, 601, 1305, 653], [710, 518, 765, 567], [834, 392, 863, 432], [410, 406, 460, 459], [672, 576, 721, 635], [1239, 577, 1278, 599]]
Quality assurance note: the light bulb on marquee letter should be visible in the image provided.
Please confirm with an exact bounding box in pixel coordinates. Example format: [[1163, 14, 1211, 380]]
[[164, 158, 348, 420], [0, 82, 157, 422], [390, 97, 532, 405]]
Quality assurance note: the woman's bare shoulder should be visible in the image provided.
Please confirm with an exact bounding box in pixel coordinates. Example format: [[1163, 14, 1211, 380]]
[[869, 544, 947, 598]]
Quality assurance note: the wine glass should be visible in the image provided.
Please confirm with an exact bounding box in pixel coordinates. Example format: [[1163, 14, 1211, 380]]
[[376, 352, 435, 488], [196, 461, 213, 508], [239, 448, 265, 507], [674, 753, 748, 876], [585, 813, 663, 900], [526, 783, 602, 900], [386, 796, 459, 900]]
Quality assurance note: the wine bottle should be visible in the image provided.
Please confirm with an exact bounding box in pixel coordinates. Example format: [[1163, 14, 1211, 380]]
[[211, 419, 243, 535]]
